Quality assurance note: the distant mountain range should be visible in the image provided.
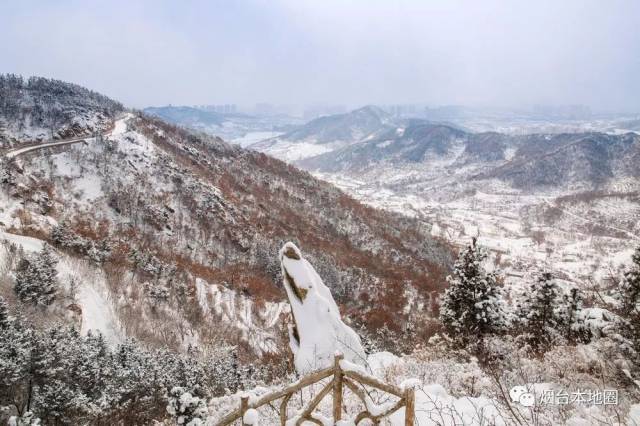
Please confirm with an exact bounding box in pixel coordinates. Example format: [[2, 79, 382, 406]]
[[475, 132, 640, 190], [142, 105, 302, 142], [248, 106, 640, 192], [273, 105, 394, 144], [298, 121, 467, 171], [144, 105, 228, 127]]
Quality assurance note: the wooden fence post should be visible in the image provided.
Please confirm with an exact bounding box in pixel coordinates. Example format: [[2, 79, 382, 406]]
[[240, 396, 249, 426], [333, 354, 344, 422], [404, 388, 415, 426]]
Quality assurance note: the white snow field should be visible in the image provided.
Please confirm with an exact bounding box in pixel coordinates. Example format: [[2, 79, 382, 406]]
[[316, 169, 639, 293]]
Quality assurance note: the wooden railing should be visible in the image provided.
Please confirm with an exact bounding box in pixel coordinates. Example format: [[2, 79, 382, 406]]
[[216, 354, 415, 426]]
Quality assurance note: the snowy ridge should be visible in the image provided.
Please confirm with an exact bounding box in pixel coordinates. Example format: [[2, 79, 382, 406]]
[[0, 74, 123, 148]]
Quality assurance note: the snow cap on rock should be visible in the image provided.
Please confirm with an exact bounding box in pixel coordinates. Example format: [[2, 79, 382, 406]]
[[279, 242, 366, 374]]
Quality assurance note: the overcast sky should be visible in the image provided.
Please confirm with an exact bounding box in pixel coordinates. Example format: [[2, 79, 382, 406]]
[[1, 0, 639, 111]]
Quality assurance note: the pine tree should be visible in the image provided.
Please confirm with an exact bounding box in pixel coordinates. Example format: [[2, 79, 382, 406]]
[[0, 158, 11, 184], [517, 272, 563, 349], [0, 316, 36, 417], [0, 316, 221, 424], [50, 222, 75, 248], [166, 387, 208, 425], [560, 287, 590, 344], [620, 247, 640, 317], [0, 296, 9, 328], [440, 238, 505, 346], [14, 245, 59, 306], [618, 246, 640, 361]]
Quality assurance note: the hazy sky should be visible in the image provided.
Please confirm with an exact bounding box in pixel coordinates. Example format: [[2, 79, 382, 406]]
[[1, 0, 639, 111]]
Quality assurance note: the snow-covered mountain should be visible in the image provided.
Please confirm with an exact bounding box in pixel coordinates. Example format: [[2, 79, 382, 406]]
[[274, 105, 394, 144], [250, 105, 397, 161], [245, 108, 640, 297], [298, 120, 468, 172], [296, 117, 640, 191], [1, 77, 451, 358], [475, 132, 640, 190], [0, 74, 123, 147], [143, 105, 302, 144]]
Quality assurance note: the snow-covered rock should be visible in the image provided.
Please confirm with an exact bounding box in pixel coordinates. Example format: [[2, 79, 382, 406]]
[[367, 351, 401, 376], [579, 307, 617, 338], [279, 242, 366, 374]]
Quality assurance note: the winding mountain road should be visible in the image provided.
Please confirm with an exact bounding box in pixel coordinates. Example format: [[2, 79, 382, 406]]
[[2, 115, 129, 160], [4, 135, 92, 159]]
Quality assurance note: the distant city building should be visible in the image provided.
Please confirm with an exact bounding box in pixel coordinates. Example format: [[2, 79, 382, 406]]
[[199, 104, 237, 114]]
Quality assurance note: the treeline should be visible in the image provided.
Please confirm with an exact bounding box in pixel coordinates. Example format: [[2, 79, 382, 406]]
[[0, 74, 123, 141], [440, 238, 640, 367], [0, 298, 265, 425]]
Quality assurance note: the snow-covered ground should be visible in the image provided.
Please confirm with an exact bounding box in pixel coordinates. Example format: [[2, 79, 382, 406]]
[[254, 138, 335, 161], [315, 169, 639, 292], [232, 131, 284, 147]]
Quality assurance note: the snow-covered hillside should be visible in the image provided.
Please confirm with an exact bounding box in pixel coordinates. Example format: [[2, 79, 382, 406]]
[[143, 105, 302, 143], [250, 105, 397, 161], [1, 79, 452, 365], [0, 74, 123, 147]]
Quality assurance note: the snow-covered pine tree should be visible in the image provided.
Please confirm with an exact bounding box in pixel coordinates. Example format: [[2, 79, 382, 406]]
[[0, 158, 11, 184], [618, 246, 640, 362], [0, 296, 9, 328], [620, 246, 640, 317], [560, 287, 590, 344], [440, 237, 505, 346], [0, 315, 35, 418], [517, 272, 564, 349], [145, 281, 170, 305], [14, 245, 59, 306], [166, 387, 208, 426], [50, 222, 77, 248], [1, 313, 227, 424]]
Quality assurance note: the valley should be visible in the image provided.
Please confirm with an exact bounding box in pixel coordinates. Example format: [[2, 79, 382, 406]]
[[236, 106, 640, 296], [317, 171, 639, 290]]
